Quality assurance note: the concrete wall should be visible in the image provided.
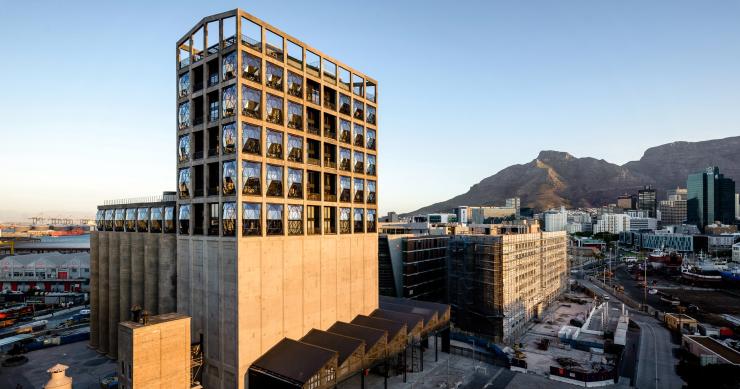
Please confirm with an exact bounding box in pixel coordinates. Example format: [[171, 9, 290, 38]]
[[98, 232, 109, 354], [89, 233, 99, 349]]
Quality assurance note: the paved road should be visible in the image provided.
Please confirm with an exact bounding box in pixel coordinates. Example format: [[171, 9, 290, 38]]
[[579, 279, 685, 389]]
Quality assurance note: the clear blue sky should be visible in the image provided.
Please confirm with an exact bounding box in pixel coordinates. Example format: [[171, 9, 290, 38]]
[[1, 0, 740, 221]]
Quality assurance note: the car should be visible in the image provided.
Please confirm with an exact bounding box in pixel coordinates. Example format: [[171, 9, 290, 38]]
[[79, 309, 90, 315], [602, 294, 610, 301]]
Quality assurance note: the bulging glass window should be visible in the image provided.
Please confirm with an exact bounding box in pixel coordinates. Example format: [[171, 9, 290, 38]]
[[242, 161, 261, 195], [114, 209, 125, 231], [339, 148, 351, 171], [339, 119, 351, 143], [178, 135, 191, 162], [354, 208, 364, 233], [178, 102, 191, 129], [104, 209, 114, 231], [164, 206, 175, 233], [339, 94, 351, 115], [223, 51, 236, 80], [266, 164, 283, 197], [288, 168, 303, 199], [243, 202, 261, 236], [353, 151, 364, 174], [266, 130, 283, 159], [287, 135, 303, 162], [178, 168, 191, 199], [137, 207, 149, 232], [222, 123, 236, 154], [366, 129, 376, 150], [354, 178, 364, 203], [223, 85, 237, 117], [339, 207, 351, 234], [352, 74, 364, 97], [150, 207, 163, 233], [288, 205, 303, 235], [267, 204, 284, 235], [367, 105, 376, 125], [288, 72, 303, 98], [96, 210, 104, 230], [353, 100, 364, 120], [367, 154, 376, 176], [125, 208, 136, 231], [367, 181, 376, 204], [340, 176, 351, 202], [367, 209, 377, 232], [222, 161, 236, 195], [288, 102, 303, 130], [242, 51, 261, 82], [266, 62, 283, 90], [178, 73, 190, 98], [242, 122, 261, 155], [353, 124, 364, 147], [242, 86, 261, 119], [367, 81, 377, 103], [222, 202, 236, 236], [178, 204, 191, 234], [266, 94, 283, 125]]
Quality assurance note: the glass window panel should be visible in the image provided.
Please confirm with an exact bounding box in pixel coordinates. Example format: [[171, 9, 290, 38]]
[[353, 100, 364, 120], [266, 164, 283, 197], [266, 94, 283, 125], [287, 135, 303, 162], [242, 160, 261, 195], [242, 86, 261, 119], [242, 122, 261, 155], [222, 161, 237, 195], [339, 207, 351, 234], [267, 204, 283, 235], [353, 151, 364, 174], [178, 204, 191, 234], [178, 168, 191, 199], [339, 94, 351, 115], [288, 72, 303, 98], [266, 130, 283, 159], [306, 50, 320, 77], [150, 207, 163, 233], [340, 176, 351, 202], [266, 62, 283, 90], [222, 202, 236, 236], [367, 209, 377, 232], [354, 208, 364, 233], [322, 59, 336, 82], [288, 102, 303, 130], [366, 129, 376, 150], [288, 204, 303, 235], [104, 209, 114, 230], [125, 208, 137, 231], [352, 74, 364, 96], [339, 119, 351, 144], [223, 51, 236, 80], [222, 17, 236, 47], [353, 124, 364, 147], [338, 67, 351, 90], [287, 40, 303, 69], [339, 148, 351, 171], [178, 102, 191, 129], [367, 180, 376, 204], [241, 17, 261, 51], [192, 26, 204, 62], [354, 178, 364, 203], [223, 85, 237, 117], [178, 42, 191, 68], [366, 105, 376, 125], [367, 154, 376, 176], [96, 210, 105, 230], [178, 73, 190, 98], [288, 168, 303, 199], [242, 202, 261, 236], [265, 30, 284, 61], [164, 206, 175, 233], [222, 123, 236, 154], [137, 208, 149, 232], [366, 81, 377, 103], [242, 51, 261, 82], [178, 135, 191, 162]]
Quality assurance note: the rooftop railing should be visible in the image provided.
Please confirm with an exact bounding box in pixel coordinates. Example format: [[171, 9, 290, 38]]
[[102, 193, 177, 206]]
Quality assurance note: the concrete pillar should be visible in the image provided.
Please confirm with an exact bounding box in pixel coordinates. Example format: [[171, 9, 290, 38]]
[[108, 233, 120, 359], [158, 234, 177, 314], [43, 363, 73, 389], [98, 232, 109, 354], [130, 233, 145, 309], [119, 233, 131, 323], [144, 234, 160, 314], [89, 232, 99, 349]]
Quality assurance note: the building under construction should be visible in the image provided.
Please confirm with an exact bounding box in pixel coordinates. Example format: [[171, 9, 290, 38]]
[[448, 231, 568, 343]]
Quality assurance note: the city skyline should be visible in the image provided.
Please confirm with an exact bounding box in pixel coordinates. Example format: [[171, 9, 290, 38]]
[[2, 0, 740, 220]]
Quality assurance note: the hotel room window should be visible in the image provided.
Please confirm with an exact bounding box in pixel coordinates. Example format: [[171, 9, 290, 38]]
[[114, 209, 124, 231], [178, 102, 191, 129], [222, 161, 236, 195], [339, 207, 351, 234], [95, 210, 104, 231], [125, 208, 136, 231], [241, 86, 261, 119], [288, 72, 303, 98], [266, 94, 283, 125], [367, 154, 376, 176], [242, 161, 261, 195], [267, 204, 284, 235], [178, 135, 191, 162], [242, 51, 261, 82], [366, 105, 376, 125], [353, 151, 364, 174], [150, 207, 163, 233], [178, 73, 190, 98], [222, 86, 236, 117], [339, 119, 351, 144], [222, 202, 236, 236], [265, 30, 284, 62], [178, 204, 191, 235], [324, 173, 337, 201], [323, 86, 337, 111], [353, 100, 364, 121], [164, 206, 175, 233], [266, 164, 283, 197], [266, 62, 284, 91], [367, 181, 376, 204], [242, 202, 261, 236], [137, 208, 149, 232], [306, 107, 320, 135], [339, 93, 351, 115], [222, 123, 236, 154], [323, 143, 337, 169], [367, 209, 377, 232], [339, 176, 351, 202], [366, 129, 376, 150], [287, 135, 303, 162], [324, 113, 337, 139], [353, 178, 364, 203], [288, 168, 303, 199], [339, 148, 351, 171], [307, 205, 321, 235], [266, 130, 283, 159], [178, 168, 191, 199], [288, 205, 303, 235], [353, 124, 364, 147], [242, 122, 261, 155], [354, 208, 364, 233], [323, 206, 336, 234], [288, 102, 303, 130], [222, 51, 236, 80]]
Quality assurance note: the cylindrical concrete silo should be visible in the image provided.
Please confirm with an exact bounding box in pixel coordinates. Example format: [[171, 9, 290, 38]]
[[107, 232, 120, 359], [130, 233, 145, 310], [89, 232, 99, 349], [144, 234, 159, 314], [97, 232, 109, 354], [119, 233, 131, 323], [158, 234, 177, 314]]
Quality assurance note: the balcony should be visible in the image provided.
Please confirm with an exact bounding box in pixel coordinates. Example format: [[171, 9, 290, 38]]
[[241, 34, 261, 52]]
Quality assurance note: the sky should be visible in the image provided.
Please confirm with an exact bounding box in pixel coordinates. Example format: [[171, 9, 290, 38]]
[[1, 0, 739, 221]]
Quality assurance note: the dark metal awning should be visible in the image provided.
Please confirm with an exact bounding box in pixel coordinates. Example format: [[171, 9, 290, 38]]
[[249, 338, 337, 386]]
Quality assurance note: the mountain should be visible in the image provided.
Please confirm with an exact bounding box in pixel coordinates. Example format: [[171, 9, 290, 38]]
[[408, 136, 740, 215]]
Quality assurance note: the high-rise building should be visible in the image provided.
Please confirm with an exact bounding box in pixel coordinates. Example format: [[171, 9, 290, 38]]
[[543, 206, 567, 232], [667, 187, 688, 201], [638, 185, 657, 218], [378, 235, 449, 302], [505, 197, 521, 217], [594, 213, 630, 234], [687, 167, 736, 230], [735, 193, 739, 220], [617, 194, 636, 210], [658, 198, 687, 225]]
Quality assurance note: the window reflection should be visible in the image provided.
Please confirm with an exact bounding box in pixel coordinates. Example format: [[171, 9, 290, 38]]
[[222, 123, 236, 154], [266, 30, 284, 61], [242, 52, 261, 82], [150, 207, 163, 233], [339, 148, 351, 171], [367, 209, 377, 232], [266, 130, 283, 159], [114, 209, 125, 231], [222, 161, 236, 195], [339, 119, 351, 144], [367, 154, 376, 176], [287, 40, 303, 69], [242, 202, 261, 236], [223, 51, 236, 80], [323, 59, 336, 82], [223, 86, 237, 117], [222, 202, 236, 236], [242, 122, 261, 155], [306, 51, 320, 77], [338, 67, 350, 90], [125, 208, 136, 231], [367, 105, 376, 125], [367, 181, 376, 204], [137, 208, 149, 232], [288, 205, 303, 235], [178, 102, 191, 129], [241, 86, 261, 119], [242, 160, 261, 195], [266, 164, 283, 197], [104, 209, 114, 231], [366, 81, 376, 103], [178, 135, 191, 162], [340, 176, 351, 202], [354, 208, 364, 233], [164, 206, 175, 233], [352, 74, 364, 96], [222, 17, 236, 48], [266, 62, 283, 90], [178, 73, 190, 98], [267, 204, 284, 235], [178, 168, 191, 199], [288, 72, 303, 98], [339, 94, 351, 115], [287, 135, 303, 162], [288, 168, 303, 199], [288, 102, 303, 130], [354, 178, 364, 203], [353, 100, 364, 120], [353, 151, 364, 174], [266, 94, 283, 125], [96, 210, 104, 231], [366, 129, 376, 150], [353, 124, 364, 147], [178, 205, 191, 234], [339, 207, 351, 234], [324, 113, 337, 139]]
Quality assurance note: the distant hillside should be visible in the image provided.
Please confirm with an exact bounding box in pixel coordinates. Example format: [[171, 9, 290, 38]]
[[409, 136, 740, 215]]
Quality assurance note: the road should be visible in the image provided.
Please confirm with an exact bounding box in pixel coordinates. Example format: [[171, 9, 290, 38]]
[[579, 278, 685, 389]]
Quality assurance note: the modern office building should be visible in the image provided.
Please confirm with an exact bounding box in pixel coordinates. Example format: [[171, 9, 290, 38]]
[[378, 235, 449, 302], [447, 231, 568, 343], [543, 206, 567, 232], [667, 187, 688, 201], [593, 213, 630, 234], [638, 185, 657, 218], [505, 197, 521, 218], [687, 167, 736, 231], [659, 198, 687, 225], [617, 194, 636, 210]]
